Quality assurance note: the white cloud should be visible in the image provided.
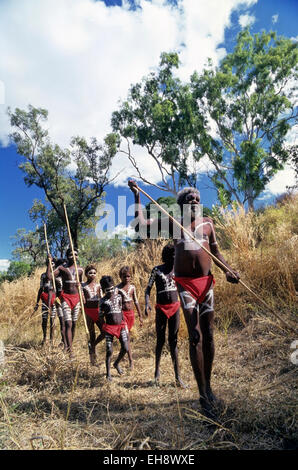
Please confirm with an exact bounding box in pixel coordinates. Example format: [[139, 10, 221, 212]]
[[272, 14, 279, 24], [261, 165, 296, 199], [0, 0, 258, 181], [0, 259, 10, 272], [1, 0, 295, 203], [238, 13, 256, 28]]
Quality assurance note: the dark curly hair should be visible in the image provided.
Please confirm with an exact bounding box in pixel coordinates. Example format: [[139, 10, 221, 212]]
[[85, 264, 97, 277], [100, 275, 114, 290], [161, 243, 175, 263], [119, 266, 131, 278]]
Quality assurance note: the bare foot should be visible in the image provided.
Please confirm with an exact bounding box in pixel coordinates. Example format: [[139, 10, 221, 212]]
[[106, 375, 113, 382], [90, 353, 97, 366], [199, 397, 218, 421], [207, 390, 225, 409], [154, 377, 160, 387], [175, 377, 189, 389], [113, 362, 123, 375], [69, 351, 76, 361]]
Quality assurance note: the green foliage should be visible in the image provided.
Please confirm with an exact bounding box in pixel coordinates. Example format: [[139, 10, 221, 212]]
[[6, 261, 32, 281], [112, 32, 297, 207], [287, 144, 298, 190], [112, 52, 204, 193], [11, 227, 44, 266], [191, 29, 298, 209], [79, 234, 133, 266], [28, 200, 69, 258], [9, 105, 119, 245]]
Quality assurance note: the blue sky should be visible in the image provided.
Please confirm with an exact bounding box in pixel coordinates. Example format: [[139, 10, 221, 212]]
[[0, 0, 297, 265]]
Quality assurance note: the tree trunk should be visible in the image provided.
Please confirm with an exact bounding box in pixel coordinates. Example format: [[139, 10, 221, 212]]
[[247, 187, 255, 211]]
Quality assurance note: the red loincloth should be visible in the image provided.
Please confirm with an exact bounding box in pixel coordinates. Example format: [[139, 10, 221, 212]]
[[101, 320, 126, 338], [41, 292, 56, 307], [60, 291, 80, 310], [122, 310, 135, 331], [155, 301, 180, 319], [174, 275, 215, 303], [85, 307, 99, 323]]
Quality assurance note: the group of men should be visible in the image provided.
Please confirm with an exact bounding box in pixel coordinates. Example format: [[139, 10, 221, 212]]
[[35, 181, 240, 417]]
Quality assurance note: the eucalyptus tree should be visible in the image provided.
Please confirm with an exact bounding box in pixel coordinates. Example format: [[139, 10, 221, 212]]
[[112, 52, 204, 194], [9, 105, 119, 245], [191, 29, 298, 209]]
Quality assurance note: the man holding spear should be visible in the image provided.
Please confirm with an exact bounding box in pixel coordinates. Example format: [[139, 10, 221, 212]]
[[128, 180, 240, 417], [34, 257, 57, 346], [47, 248, 84, 358]]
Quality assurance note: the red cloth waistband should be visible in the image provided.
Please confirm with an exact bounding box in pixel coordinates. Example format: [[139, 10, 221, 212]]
[[122, 310, 135, 331], [155, 301, 180, 319], [60, 291, 80, 310], [85, 307, 99, 323], [41, 292, 56, 307], [174, 275, 215, 303], [101, 320, 126, 338]]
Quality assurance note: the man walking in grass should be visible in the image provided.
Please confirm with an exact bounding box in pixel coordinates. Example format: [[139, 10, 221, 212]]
[[128, 180, 240, 417], [47, 248, 83, 359], [145, 242, 187, 388]]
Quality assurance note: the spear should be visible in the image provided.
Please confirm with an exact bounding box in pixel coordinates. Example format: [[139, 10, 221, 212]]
[[43, 223, 56, 293], [134, 184, 296, 334], [62, 203, 91, 352]]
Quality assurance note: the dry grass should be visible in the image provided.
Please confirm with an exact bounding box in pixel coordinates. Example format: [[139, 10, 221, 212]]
[[0, 197, 297, 450]]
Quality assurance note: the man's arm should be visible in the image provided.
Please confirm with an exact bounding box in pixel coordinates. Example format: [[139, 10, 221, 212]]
[[144, 267, 157, 316], [128, 180, 174, 238], [132, 286, 143, 325], [98, 301, 105, 329], [46, 257, 60, 280], [209, 219, 240, 283], [34, 282, 43, 311], [82, 284, 90, 304]]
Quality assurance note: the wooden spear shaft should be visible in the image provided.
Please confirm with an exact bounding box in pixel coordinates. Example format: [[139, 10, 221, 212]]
[[43, 223, 56, 292], [135, 185, 296, 333], [63, 204, 91, 349]]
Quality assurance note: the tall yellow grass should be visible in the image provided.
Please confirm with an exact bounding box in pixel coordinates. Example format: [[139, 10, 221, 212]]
[[0, 195, 297, 450]]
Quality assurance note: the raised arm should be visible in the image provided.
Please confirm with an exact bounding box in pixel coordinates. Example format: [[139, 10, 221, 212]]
[[46, 256, 60, 280], [128, 180, 174, 238]]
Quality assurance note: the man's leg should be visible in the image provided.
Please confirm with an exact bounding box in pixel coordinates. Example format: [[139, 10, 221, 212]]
[[65, 320, 73, 354], [57, 304, 66, 348], [199, 289, 219, 403], [61, 301, 73, 355], [155, 309, 167, 383], [126, 330, 133, 370], [178, 286, 207, 399], [105, 333, 113, 380], [168, 309, 187, 388], [41, 304, 49, 345], [69, 303, 80, 356], [94, 321, 105, 345], [49, 304, 56, 344], [114, 328, 129, 375], [87, 315, 96, 365]]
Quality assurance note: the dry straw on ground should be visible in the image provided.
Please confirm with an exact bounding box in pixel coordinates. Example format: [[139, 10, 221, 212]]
[[0, 195, 297, 450]]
